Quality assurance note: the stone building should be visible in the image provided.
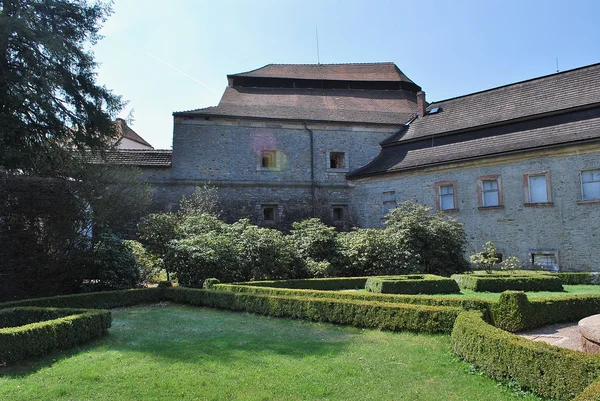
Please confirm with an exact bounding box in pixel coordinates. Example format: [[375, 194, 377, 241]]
[[123, 62, 600, 271]]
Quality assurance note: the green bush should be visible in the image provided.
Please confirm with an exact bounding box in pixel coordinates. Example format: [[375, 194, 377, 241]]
[[452, 273, 564, 292], [232, 277, 369, 290], [126, 240, 165, 284], [164, 287, 461, 334], [490, 291, 530, 332], [157, 280, 174, 288], [384, 202, 470, 276], [365, 275, 460, 295], [0, 307, 111, 364], [202, 278, 220, 289], [551, 272, 600, 285], [84, 232, 143, 291], [574, 377, 600, 401], [290, 218, 339, 276], [451, 310, 600, 401]]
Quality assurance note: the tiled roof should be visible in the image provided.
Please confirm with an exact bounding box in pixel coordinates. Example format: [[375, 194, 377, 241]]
[[397, 63, 600, 143], [228, 62, 416, 83], [115, 119, 153, 148], [349, 107, 600, 178], [89, 150, 172, 167], [175, 87, 418, 125]]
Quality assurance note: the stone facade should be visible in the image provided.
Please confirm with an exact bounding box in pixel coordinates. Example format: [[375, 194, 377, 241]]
[[350, 144, 600, 271]]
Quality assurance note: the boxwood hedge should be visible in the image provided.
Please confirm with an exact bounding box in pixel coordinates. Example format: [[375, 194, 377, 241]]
[[452, 273, 564, 292], [574, 377, 600, 401], [0, 307, 112, 364], [551, 272, 600, 285], [365, 274, 460, 295], [451, 310, 600, 401], [231, 277, 369, 290]]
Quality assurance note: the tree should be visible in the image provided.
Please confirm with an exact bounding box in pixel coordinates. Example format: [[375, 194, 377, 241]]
[[0, 0, 123, 173]]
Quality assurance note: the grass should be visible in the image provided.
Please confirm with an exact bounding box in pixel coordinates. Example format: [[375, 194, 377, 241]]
[[0, 304, 547, 401]]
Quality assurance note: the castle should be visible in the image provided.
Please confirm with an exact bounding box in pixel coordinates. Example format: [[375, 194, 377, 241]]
[[118, 62, 600, 271]]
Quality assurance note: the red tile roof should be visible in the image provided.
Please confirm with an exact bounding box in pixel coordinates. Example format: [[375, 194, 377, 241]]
[[115, 119, 153, 148]]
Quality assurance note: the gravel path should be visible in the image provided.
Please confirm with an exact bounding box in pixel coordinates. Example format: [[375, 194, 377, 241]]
[[518, 322, 583, 352]]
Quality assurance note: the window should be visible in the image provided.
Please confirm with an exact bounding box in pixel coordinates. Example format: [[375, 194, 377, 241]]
[[261, 205, 277, 222], [531, 253, 558, 270], [477, 175, 502, 208], [382, 191, 397, 216], [261, 150, 277, 168], [435, 181, 458, 211], [332, 206, 345, 221], [524, 171, 552, 204], [329, 152, 345, 169], [582, 169, 600, 200]]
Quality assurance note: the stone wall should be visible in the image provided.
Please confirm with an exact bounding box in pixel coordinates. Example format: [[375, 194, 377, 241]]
[[350, 144, 600, 271]]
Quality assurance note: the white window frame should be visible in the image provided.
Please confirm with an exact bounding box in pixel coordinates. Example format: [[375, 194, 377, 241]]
[[581, 169, 600, 201], [435, 181, 458, 211], [382, 191, 397, 217], [477, 175, 503, 208], [523, 171, 552, 205]]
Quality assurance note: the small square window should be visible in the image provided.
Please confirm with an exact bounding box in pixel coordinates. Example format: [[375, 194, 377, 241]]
[[262, 206, 275, 221], [435, 181, 457, 211], [524, 171, 551, 204], [382, 191, 397, 216], [261, 150, 277, 168], [582, 169, 600, 200], [332, 206, 344, 221], [531, 253, 558, 270], [329, 152, 345, 169]]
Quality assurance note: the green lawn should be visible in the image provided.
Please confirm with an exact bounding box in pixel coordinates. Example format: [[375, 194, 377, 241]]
[[0, 304, 546, 401]]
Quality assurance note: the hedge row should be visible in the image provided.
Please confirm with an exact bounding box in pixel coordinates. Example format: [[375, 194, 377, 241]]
[[0, 307, 112, 364], [451, 310, 600, 401], [365, 274, 460, 295], [574, 377, 600, 401], [0, 288, 164, 310], [212, 283, 492, 315], [452, 273, 564, 292], [489, 291, 600, 332], [231, 277, 369, 290], [163, 287, 461, 334], [551, 272, 600, 285]]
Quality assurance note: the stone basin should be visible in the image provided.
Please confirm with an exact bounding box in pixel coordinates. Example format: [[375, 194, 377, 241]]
[[579, 314, 600, 354]]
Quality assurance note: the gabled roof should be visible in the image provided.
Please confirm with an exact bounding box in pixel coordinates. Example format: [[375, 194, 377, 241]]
[[395, 62, 600, 144], [228, 62, 416, 83], [174, 86, 418, 125], [88, 150, 172, 167], [115, 118, 153, 148]]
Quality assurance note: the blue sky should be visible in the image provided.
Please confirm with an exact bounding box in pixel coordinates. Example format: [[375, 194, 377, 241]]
[[94, 0, 600, 149]]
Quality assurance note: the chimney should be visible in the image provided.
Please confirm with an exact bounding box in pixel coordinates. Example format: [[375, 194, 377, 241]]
[[417, 91, 426, 118]]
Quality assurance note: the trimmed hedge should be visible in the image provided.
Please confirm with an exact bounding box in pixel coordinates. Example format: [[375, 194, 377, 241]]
[[0, 307, 112, 364], [213, 283, 492, 315], [551, 272, 600, 285], [574, 377, 600, 401], [365, 274, 460, 295], [231, 277, 369, 290], [451, 310, 600, 401], [163, 287, 461, 334], [0, 288, 164, 310], [452, 273, 564, 292]]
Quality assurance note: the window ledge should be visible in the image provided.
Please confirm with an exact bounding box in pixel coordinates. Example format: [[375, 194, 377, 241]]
[[256, 167, 281, 172], [478, 205, 504, 211], [524, 202, 554, 207], [439, 208, 459, 213], [577, 199, 600, 205], [326, 168, 350, 173]]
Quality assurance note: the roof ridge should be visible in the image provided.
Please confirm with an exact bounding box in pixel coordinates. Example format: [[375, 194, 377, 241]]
[[429, 62, 600, 106], [228, 62, 397, 77]]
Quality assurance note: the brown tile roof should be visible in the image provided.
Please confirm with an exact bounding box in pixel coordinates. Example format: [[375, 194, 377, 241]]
[[398, 63, 600, 143], [115, 119, 154, 148], [89, 150, 172, 167], [229, 62, 416, 83], [175, 87, 418, 125], [349, 107, 600, 178]]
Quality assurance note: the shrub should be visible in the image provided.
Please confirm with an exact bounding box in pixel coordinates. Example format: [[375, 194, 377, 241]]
[[365, 275, 460, 295], [157, 280, 174, 288], [574, 377, 600, 401], [290, 218, 339, 276], [551, 272, 600, 285], [469, 241, 500, 273], [490, 291, 530, 332], [126, 240, 165, 284], [0, 307, 112, 364], [202, 278, 220, 289], [451, 310, 600, 401], [232, 277, 370, 290], [84, 232, 143, 291], [452, 273, 564, 292], [163, 287, 461, 334], [384, 202, 469, 276]]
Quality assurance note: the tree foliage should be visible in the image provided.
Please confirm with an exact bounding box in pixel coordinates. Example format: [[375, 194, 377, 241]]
[[0, 0, 123, 172]]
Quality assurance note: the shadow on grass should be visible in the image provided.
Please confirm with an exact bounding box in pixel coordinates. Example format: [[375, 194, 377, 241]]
[[1, 304, 354, 378]]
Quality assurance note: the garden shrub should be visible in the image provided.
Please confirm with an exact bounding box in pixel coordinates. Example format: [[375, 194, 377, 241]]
[[574, 376, 600, 401], [365, 275, 460, 295], [202, 278, 220, 289], [126, 240, 165, 284], [0, 307, 112, 364], [452, 273, 564, 292], [163, 287, 461, 334], [384, 202, 470, 276], [290, 218, 339, 276], [451, 310, 600, 401], [83, 232, 143, 291], [490, 291, 530, 332], [157, 280, 174, 288], [231, 277, 369, 290], [551, 272, 600, 285]]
